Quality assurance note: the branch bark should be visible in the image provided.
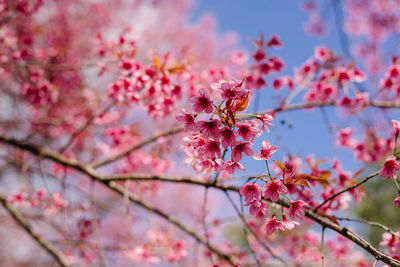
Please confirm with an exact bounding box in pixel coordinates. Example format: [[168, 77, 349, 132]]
[[1, 134, 400, 266], [0, 194, 71, 267]]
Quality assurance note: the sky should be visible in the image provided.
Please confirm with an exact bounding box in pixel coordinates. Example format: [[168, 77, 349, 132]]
[[190, 0, 363, 175]]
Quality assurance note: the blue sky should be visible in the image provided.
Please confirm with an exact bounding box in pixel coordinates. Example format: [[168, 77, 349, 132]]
[[190, 1, 364, 174]]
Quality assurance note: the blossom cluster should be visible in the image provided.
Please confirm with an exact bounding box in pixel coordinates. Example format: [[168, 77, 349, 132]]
[[179, 79, 274, 175], [7, 190, 68, 216]]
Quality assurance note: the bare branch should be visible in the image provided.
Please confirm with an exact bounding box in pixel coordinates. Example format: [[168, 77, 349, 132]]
[[1, 134, 399, 266], [333, 216, 400, 239], [313, 171, 379, 212], [0, 194, 71, 267]]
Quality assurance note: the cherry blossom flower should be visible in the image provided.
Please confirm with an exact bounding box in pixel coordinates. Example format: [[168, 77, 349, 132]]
[[212, 80, 246, 100], [254, 140, 277, 160], [190, 88, 213, 114], [264, 180, 288, 202], [267, 35, 282, 48], [314, 46, 332, 62], [282, 215, 300, 230], [379, 155, 400, 179], [289, 200, 305, 220], [394, 193, 400, 209], [264, 216, 286, 235], [196, 119, 221, 138], [258, 114, 274, 133], [176, 110, 196, 132], [246, 200, 268, 217], [224, 160, 245, 174], [220, 127, 237, 148], [203, 139, 222, 158], [231, 142, 254, 162], [236, 121, 261, 142], [392, 120, 400, 133], [239, 183, 262, 202]]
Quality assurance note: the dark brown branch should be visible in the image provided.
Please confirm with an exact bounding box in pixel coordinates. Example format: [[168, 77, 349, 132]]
[[277, 198, 400, 267], [0, 194, 70, 267], [313, 171, 379, 212], [107, 181, 236, 266], [333, 216, 400, 239], [93, 101, 400, 169], [1, 135, 400, 266], [0, 134, 235, 265]]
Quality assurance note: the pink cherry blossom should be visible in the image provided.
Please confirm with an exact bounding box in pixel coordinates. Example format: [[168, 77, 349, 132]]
[[176, 110, 196, 132], [246, 200, 268, 217], [224, 160, 245, 174], [212, 80, 246, 100], [231, 142, 254, 162], [392, 120, 400, 133], [190, 88, 213, 114], [263, 180, 288, 202], [267, 35, 282, 48], [289, 200, 306, 220], [203, 139, 222, 158], [254, 140, 277, 160], [258, 114, 274, 133], [264, 216, 286, 235], [236, 121, 261, 142], [239, 183, 262, 202], [282, 215, 300, 230], [394, 193, 400, 209], [196, 119, 221, 138], [379, 155, 400, 179], [220, 127, 237, 148]]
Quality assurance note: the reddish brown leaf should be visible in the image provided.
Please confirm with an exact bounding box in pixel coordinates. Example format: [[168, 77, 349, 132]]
[[273, 160, 289, 173]]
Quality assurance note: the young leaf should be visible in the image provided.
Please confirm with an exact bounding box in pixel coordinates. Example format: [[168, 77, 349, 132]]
[[273, 160, 289, 173]]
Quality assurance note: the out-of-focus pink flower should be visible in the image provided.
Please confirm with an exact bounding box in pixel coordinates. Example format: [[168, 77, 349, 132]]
[[379, 155, 400, 179], [289, 200, 305, 220], [267, 35, 282, 48], [394, 193, 400, 209], [282, 215, 300, 230], [259, 114, 273, 133], [392, 120, 400, 133], [314, 46, 332, 62]]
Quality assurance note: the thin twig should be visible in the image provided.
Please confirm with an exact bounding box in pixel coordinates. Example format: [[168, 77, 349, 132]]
[[313, 171, 379, 212], [333, 216, 400, 239], [224, 191, 287, 265], [59, 101, 115, 153], [0, 194, 71, 267], [1, 135, 400, 266]]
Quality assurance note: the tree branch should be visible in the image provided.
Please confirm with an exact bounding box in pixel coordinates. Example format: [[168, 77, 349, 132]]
[[313, 171, 379, 212], [0, 194, 71, 267], [1, 134, 399, 266]]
